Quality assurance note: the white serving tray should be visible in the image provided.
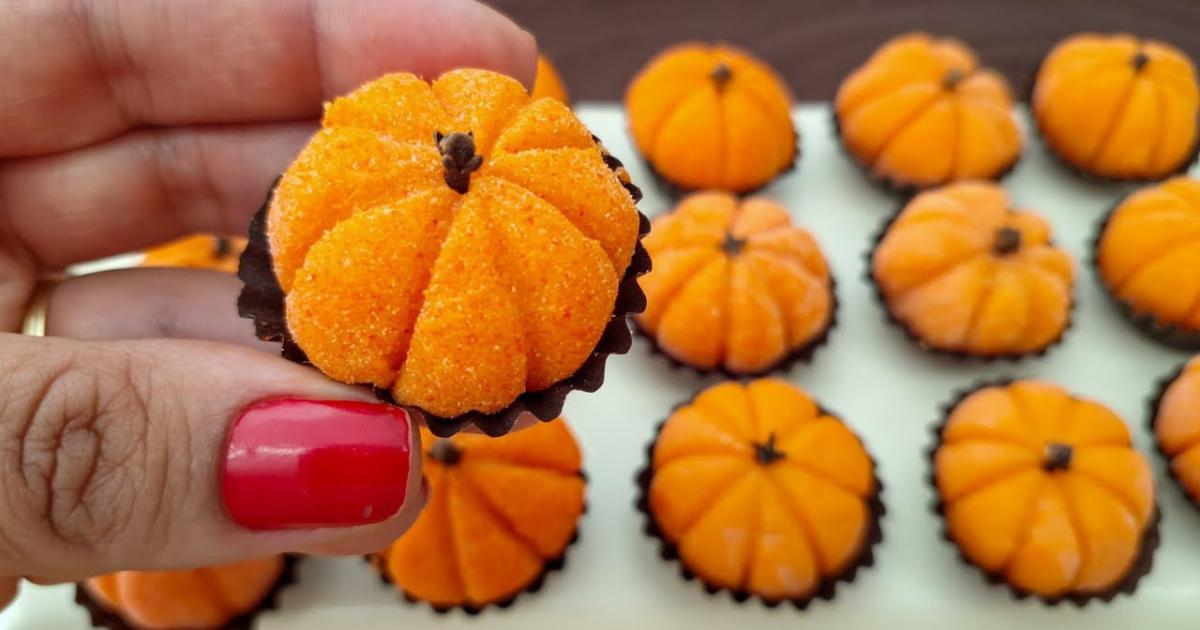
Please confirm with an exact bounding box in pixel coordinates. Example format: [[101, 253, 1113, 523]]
[[3, 104, 1197, 630]]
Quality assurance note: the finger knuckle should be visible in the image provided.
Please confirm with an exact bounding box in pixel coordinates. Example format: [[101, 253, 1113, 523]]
[[0, 343, 155, 555]]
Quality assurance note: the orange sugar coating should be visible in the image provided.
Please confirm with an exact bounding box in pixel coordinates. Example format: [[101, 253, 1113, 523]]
[[835, 33, 1021, 189], [268, 70, 641, 418], [141, 234, 246, 272], [626, 43, 796, 192], [1096, 177, 1200, 333], [636, 192, 832, 373], [934, 380, 1155, 598], [1033, 34, 1199, 180], [647, 379, 877, 602], [872, 182, 1074, 356], [379, 418, 585, 609], [531, 55, 569, 104], [84, 556, 285, 630], [1153, 357, 1200, 503]]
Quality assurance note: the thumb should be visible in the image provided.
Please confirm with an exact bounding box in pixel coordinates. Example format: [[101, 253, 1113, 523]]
[[0, 333, 424, 582]]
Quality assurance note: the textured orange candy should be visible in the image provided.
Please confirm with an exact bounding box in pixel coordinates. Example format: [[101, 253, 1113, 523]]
[[645, 379, 878, 603], [531, 55, 569, 104], [626, 43, 796, 193], [269, 70, 641, 418], [934, 380, 1156, 599], [872, 182, 1074, 357], [1153, 357, 1200, 504], [377, 419, 584, 610], [142, 234, 246, 272], [637, 192, 833, 373], [83, 557, 285, 630], [1034, 33, 1199, 181], [1096, 177, 1200, 339], [835, 33, 1020, 189]]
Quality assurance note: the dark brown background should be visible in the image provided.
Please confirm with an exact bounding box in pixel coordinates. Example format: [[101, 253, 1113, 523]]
[[491, 0, 1200, 101]]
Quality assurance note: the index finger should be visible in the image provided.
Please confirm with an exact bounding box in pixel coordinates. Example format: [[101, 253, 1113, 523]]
[[0, 0, 537, 157]]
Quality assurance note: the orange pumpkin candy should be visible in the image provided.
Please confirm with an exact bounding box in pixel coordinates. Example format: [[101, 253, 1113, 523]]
[[636, 192, 834, 373], [1095, 177, 1200, 348], [80, 556, 288, 629], [638, 379, 882, 606], [835, 33, 1021, 190], [1033, 33, 1199, 181], [626, 43, 796, 194], [1152, 356, 1200, 506], [142, 234, 246, 272], [374, 419, 585, 612], [933, 380, 1158, 601], [243, 69, 647, 434], [531, 55, 569, 104], [871, 182, 1074, 357]]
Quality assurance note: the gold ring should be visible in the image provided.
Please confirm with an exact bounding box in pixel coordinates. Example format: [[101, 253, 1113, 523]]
[[20, 278, 60, 337]]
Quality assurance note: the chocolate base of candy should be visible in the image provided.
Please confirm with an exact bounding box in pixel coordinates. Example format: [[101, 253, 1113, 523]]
[[1090, 195, 1200, 350], [75, 555, 300, 630], [631, 276, 838, 379], [640, 129, 799, 200], [1148, 360, 1200, 512], [369, 473, 587, 615], [633, 404, 885, 610], [926, 379, 1162, 606], [830, 110, 1021, 197], [864, 207, 1075, 361], [237, 143, 652, 438]]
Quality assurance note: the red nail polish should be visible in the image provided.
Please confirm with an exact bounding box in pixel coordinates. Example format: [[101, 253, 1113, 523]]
[[223, 398, 412, 530]]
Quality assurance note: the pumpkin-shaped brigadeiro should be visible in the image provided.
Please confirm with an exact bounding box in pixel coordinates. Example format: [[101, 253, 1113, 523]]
[[871, 182, 1074, 358], [626, 43, 797, 194], [932, 380, 1158, 602], [142, 234, 247, 272], [835, 33, 1021, 190], [1152, 357, 1200, 506], [375, 419, 585, 612], [638, 379, 882, 606], [531, 55, 569, 104], [79, 557, 288, 629], [636, 192, 834, 374], [240, 69, 647, 436], [1095, 177, 1200, 348], [1034, 34, 1199, 181]]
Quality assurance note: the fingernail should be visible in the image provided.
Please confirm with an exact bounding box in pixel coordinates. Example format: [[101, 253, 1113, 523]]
[[223, 398, 412, 530]]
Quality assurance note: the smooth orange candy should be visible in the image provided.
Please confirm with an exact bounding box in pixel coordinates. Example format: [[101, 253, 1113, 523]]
[[141, 234, 246, 272], [268, 70, 641, 418], [626, 43, 796, 193], [872, 181, 1074, 356], [1096, 177, 1200, 335], [83, 556, 285, 630], [836, 33, 1020, 189], [378, 419, 584, 609], [646, 379, 877, 603], [1153, 357, 1200, 503], [1034, 33, 1199, 181], [935, 380, 1155, 598], [531, 55, 569, 104], [637, 192, 832, 373]]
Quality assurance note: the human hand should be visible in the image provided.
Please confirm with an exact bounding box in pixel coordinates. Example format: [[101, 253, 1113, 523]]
[[0, 0, 535, 609]]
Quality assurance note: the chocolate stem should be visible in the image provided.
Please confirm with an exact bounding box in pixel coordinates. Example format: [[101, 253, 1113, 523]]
[[213, 237, 232, 259], [993, 227, 1022, 256], [710, 62, 733, 89], [435, 131, 483, 194], [429, 439, 462, 466], [1043, 442, 1073, 471], [943, 68, 965, 90], [1131, 50, 1150, 71], [753, 433, 785, 465], [722, 232, 746, 256]]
